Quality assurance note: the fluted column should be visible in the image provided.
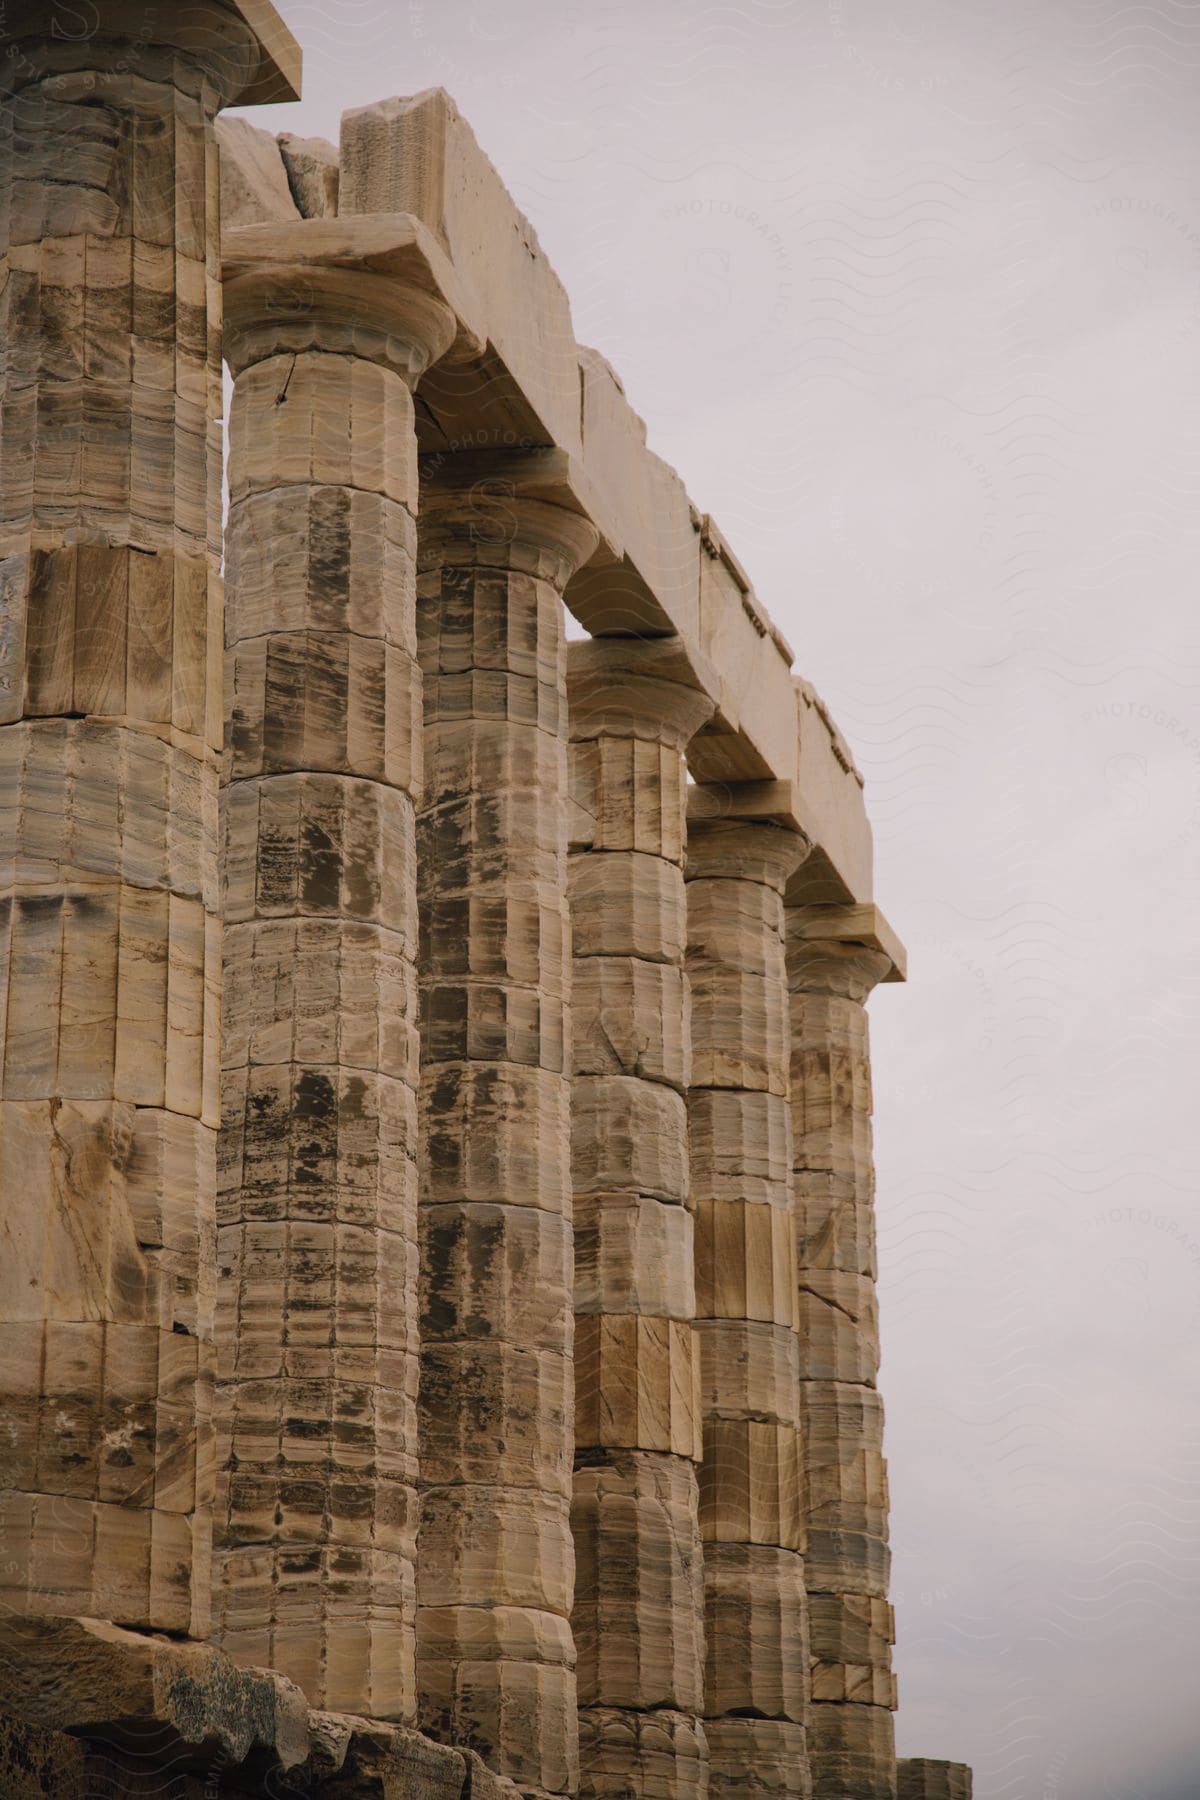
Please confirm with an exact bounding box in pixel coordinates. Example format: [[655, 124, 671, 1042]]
[[216, 228, 455, 1716], [898, 1760, 972, 1800], [685, 813, 812, 1798], [415, 460, 599, 1796], [785, 916, 897, 1800], [567, 640, 716, 1800], [0, 2, 295, 1635]]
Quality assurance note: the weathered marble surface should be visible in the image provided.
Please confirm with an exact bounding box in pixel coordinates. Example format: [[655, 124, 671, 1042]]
[[686, 817, 811, 1799], [216, 231, 454, 1720], [786, 925, 899, 1799], [0, 0, 294, 1642], [415, 468, 598, 1798], [568, 641, 715, 1800]]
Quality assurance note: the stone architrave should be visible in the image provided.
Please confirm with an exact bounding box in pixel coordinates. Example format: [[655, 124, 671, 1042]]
[[685, 812, 812, 1797], [216, 221, 458, 1719], [415, 454, 599, 1799], [0, 0, 297, 1638], [567, 639, 716, 1800], [786, 912, 899, 1800]]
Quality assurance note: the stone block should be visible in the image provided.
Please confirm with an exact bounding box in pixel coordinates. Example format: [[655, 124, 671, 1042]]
[[697, 1320, 800, 1428], [421, 1062, 570, 1214], [897, 1758, 973, 1800], [421, 1202, 572, 1348], [688, 1089, 793, 1206], [572, 1451, 704, 1713], [216, 115, 301, 228], [703, 1543, 809, 1723], [578, 1706, 709, 1800], [340, 90, 583, 461], [694, 1198, 797, 1327], [569, 852, 686, 962], [699, 1419, 803, 1552], [420, 1486, 574, 1614], [570, 735, 688, 863], [574, 1192, 695, 1320], [705, 1718, 811, 1798], [572, 1075, 689, 1204], [795, 1272, 880, 1384], [572, 956, 691, 1091], [807, 1701, 895, 1800], [575, 1315, 701, 1459], [278, 131, 340, 217], [419, 1343, 572, 1494]]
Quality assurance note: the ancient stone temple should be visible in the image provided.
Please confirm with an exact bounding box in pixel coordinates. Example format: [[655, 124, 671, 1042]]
[[0, 7, 973, 1798]]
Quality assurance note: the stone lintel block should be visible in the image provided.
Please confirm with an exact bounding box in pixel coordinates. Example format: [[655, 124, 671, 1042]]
[[571, 1450, 704, 1713], [569, 852, 685, 961], [574, 1192, 695, 1321], [897, 1758, 974, 1800], [341, 90, 583, 461], [704, 1717, 811, 1798], [422, 1202, 572, 1348], [575, 1315, 701, 1460], [703, 1543, 809, 1723], [694, 1197, 798, 1327], [420, 1486, 574, 1614], [578, 1706, 708, 1800], [697, 1320, 800, 1428], [0, 0, 301, 106], [700, 1419, 803, 1552], [807, 1700, 895, 1800], [0, 1614, 308, 1772], [572, 1075, 688, 1205]]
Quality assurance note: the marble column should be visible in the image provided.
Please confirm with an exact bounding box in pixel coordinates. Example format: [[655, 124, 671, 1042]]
[[415, 458, 599, 1796], [898, 1760, 972, 1800], [785, 914, 898, 1800], [568, 639, 716, 1800], [685, 812, 812, 1798], [216, 227, 455, 1716], [0, 1, 294, 1637]]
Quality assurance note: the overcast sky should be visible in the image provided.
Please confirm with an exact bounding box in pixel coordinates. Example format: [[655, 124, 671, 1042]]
[[239, 5, 1200, 1794]]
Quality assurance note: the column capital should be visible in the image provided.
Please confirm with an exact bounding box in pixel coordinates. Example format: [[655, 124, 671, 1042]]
[[223, 218, 470, 383], [0, 0, 301, 105], [568, 637, 717, 752], [685, 814, 810, 893], [419, 452, 602, 584], [785, 902, 906, 992]]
